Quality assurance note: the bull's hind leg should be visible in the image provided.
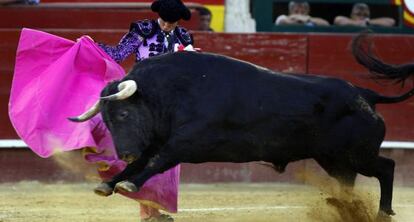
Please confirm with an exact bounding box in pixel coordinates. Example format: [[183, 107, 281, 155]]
[[326, 113, 394, 216], [316, 159, 358, 188], [356, 156, 395, 216], [377, 157, 396, 216], [315, 158, 358, 204]]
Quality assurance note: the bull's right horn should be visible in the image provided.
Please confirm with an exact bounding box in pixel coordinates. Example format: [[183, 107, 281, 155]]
[[101, 80, 137, 101], [68, 101, 100, 122]]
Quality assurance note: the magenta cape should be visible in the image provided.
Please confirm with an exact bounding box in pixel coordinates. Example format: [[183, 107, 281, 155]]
[[9, 28, 179, 213], [10, 28, 124, 157]]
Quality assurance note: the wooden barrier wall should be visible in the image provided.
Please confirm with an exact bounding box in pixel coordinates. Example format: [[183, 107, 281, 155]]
[[1, 148, 414, 186]]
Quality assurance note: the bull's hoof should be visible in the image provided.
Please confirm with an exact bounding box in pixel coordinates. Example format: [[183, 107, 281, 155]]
[[376, 209, 395, 222], [142, 214, 174, 222], [114, 181, 138, 193], [93, 183, 113, 197], [380, 208, 396, 216]]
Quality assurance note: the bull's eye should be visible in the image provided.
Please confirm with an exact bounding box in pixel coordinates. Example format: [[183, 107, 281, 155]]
[[117, 110, 129, 120]]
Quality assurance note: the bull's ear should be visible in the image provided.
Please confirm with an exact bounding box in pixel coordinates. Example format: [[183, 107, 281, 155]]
[[101, 80, 137, 101], [68, 101, 100, 122]]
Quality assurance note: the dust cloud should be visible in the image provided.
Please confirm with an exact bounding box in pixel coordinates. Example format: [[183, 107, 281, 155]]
[[51, 150, 100, 182], [296, 169, 391, 222]]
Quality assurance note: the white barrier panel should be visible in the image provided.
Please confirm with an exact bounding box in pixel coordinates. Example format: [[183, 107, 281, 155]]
[[0, 139, 27, 148], [1, 139, 414, 149], [380, 141, 414, 149]]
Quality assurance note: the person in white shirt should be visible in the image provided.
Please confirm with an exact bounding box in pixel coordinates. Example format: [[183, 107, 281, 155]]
[[334, 3, 395, 27], [275, 1, 329, 27]]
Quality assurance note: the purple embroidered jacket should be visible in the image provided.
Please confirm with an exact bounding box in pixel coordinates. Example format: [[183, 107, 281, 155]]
[[98, 19, 193, 63]]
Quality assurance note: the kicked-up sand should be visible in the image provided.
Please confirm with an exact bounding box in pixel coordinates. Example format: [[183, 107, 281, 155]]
[[0, 181, 413, 222]]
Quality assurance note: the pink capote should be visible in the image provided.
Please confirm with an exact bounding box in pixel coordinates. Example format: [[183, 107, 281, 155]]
[[9, 28, 179, 213]]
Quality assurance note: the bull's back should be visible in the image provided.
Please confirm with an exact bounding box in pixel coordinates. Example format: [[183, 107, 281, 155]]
[[135, 52, 365, 123]]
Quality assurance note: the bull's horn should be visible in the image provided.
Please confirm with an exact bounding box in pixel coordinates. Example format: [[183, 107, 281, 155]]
[[68, 101, 100, 122], [101, 80, 137, 101]]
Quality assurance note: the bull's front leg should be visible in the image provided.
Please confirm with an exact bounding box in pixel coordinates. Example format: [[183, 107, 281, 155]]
[[114, 153, 178, 193], [94, 156, 149, 196]]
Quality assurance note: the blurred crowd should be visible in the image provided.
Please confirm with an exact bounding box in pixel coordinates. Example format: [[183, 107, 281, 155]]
[[0, 0, 397, 31], [275, 1, 395, 27]]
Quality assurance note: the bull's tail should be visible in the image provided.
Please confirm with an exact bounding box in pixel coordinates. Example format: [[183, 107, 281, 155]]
[[352, 33, 414, 104], [359, 87, 414, 104]]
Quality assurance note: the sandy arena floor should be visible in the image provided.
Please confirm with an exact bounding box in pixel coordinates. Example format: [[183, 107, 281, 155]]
[[0, 181, 413, 222]]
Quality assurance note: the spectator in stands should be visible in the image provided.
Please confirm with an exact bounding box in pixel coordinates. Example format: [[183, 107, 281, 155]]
[[90, 1, 194, 221], [196, 7, 214, 31], [275, 1, 329, 26], [334, 3, 395, 27]]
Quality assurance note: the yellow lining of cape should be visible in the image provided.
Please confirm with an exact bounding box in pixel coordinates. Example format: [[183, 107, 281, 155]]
[[82, 147, 111, 171]]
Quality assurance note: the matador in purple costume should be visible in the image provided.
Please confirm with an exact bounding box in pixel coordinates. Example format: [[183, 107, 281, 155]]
[[98, 15, 193, 64], [93, 0, 193, 221]]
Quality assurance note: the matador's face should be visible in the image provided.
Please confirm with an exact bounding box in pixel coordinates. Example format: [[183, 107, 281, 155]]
[[159, 18, 179, 32]]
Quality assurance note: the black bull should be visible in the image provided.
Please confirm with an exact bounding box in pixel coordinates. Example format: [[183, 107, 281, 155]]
[[70, 35, 414, 216]]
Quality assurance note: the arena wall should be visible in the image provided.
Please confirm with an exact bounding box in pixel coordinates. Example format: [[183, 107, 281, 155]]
[[1, 148, 414, 186]]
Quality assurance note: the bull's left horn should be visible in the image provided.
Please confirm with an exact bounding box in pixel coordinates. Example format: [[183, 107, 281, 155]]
[[68, 101, 100, 122], [101, 80, 137, 101]]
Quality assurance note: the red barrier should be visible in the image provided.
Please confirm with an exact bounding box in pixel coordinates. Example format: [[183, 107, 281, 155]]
[[308, 34, 414, 141], [1, 148, 413, 186], [194, 32, 307, 73]]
